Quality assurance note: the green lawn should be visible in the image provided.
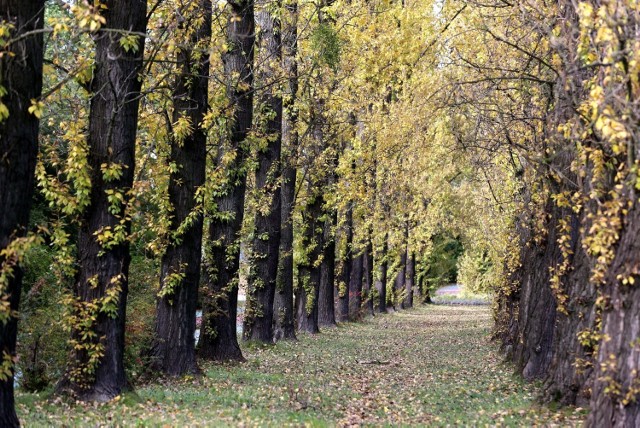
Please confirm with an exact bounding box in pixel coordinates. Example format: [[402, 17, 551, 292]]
[[16, 305, 585, 426]]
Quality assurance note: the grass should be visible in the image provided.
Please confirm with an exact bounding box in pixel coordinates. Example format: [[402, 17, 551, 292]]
[[432, 284, 491, 305], [16, 305, 585, 426]]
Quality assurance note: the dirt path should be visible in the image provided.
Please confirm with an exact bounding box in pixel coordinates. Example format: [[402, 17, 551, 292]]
[[17, 305, 584, 426]]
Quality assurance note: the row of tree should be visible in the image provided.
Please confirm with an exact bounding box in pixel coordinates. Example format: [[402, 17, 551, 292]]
[[0, 1, 450, 425], [441, 0, 640, 426], [4, 0, 638, 426]]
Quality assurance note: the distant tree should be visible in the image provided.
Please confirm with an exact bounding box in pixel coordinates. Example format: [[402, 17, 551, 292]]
[[295, 187, 323, 334], [362, 230, 375, 316], [337, 204, 353, 321], [404, 251, 414, 309], [318, 210, 337, 326], [376, 234, 389, 313]]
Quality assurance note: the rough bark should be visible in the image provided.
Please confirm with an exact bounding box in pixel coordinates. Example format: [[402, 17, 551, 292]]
[[295, 192, 323, 334], [59, 0, 147, 402], [393, 247, 407, 310], [151, 0, 211, 376], [543, 210, 595, 406], [243, 0, 282, 343], [377, 234, 388, 313], [404, 251, 414, 309], [337, 205, 353, 321], [420, 275, 432, 304], [199, 0, 254, 362], [318, 212, 337, 326], [587, 199, 640, 427], [0, 2, 45, 425], [349, 253, 363, 320], [363, 236, 375, 316], [273, 0, 298, 342], [512, 195, 559, 381]]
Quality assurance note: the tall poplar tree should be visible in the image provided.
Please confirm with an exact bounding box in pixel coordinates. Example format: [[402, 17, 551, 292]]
[[199, 0, 254, 361], [243, 0, 283, 343], [337, 204, 353, 321], [60, 0, 148, 401], [0, 2, 45, 424], [273, 0, 299, 341], [151, 0, 211, 376]]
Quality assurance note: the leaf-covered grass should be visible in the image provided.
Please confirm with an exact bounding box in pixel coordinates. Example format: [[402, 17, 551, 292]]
[[16, 305, 585, 426]]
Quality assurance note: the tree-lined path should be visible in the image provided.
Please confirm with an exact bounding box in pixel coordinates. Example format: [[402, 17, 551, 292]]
[[2, 0, 639, 425], [17, 305, 583, 426]]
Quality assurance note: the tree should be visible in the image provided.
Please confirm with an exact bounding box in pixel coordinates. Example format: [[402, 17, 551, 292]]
[[337, 204, 353, 321], [243, 0, 283, 343], [361, 228, 375, 317], [273, 0, 299, 341], [295, 186, 323, 334], [318, 211, 337, 326], [198, 0, 254, 361], [58, 0, 148, 401], [151, 0, 211, 376], [0, 1, 45, 424], [376, 234, 388, 313], [404, 251, 414, 309]]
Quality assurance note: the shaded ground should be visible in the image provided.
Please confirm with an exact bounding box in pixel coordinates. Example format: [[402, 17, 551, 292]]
[[16, 305, 585, 426]]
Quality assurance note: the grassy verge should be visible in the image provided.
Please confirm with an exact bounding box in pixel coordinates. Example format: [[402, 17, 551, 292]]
[[16, 305, 585, 426]]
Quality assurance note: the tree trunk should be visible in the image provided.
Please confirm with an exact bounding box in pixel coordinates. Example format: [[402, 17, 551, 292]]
[[421, 275, 432, 304], [532, 202, 594, 406], [337, 205, 353, 321], [511, 195, 560, 381], [588, 199, 640, 426], [349, 253, 363, 320], [151, 0, 211, 376], [0, 2, 45, 424], [393, 247, 407, 310], [404, 251, 414, 309], [295, 192, 323, 334], [318, 212, 337, 326], [363, 235, 375, 316], [413, 261, 422, 301], [377, 234, 388, 313], [59, 0, 147, 402], [243, 0, 282, 343], [199, 0, 254, 362], [273, 0, 298, 342]]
